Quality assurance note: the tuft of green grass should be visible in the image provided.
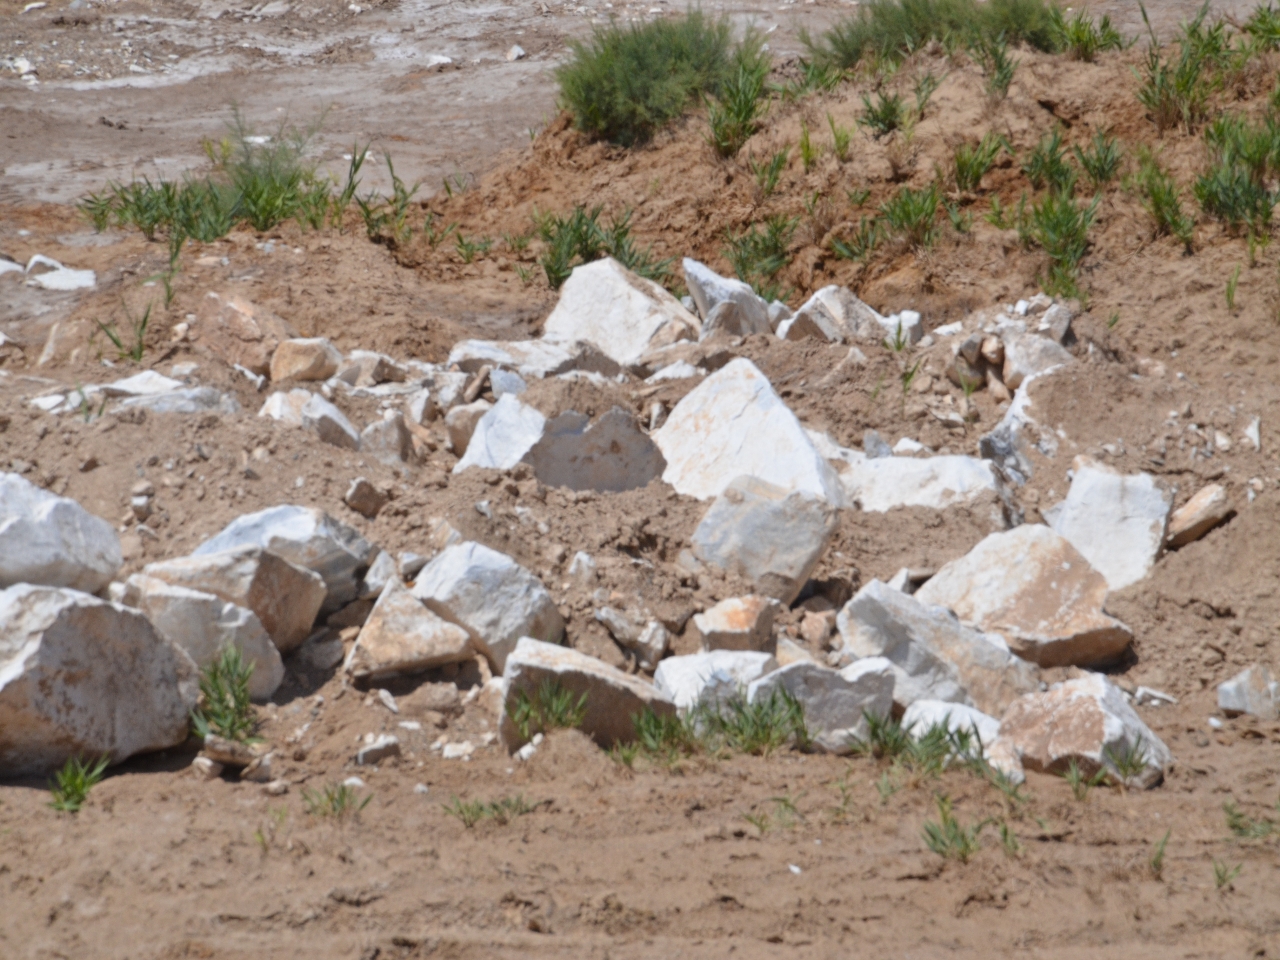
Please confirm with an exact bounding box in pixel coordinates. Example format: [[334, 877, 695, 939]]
[[748, 147, 790, 197], [49, 755, 110, 813], [1224, 800, 1276, 839], [831, 216, 884, 262], [828, 113, 854, 162], [1072, 129, 1123, 188], [860, 90, 906, 138], [534, 204, 672, 289], [1133, 148, 1196, 249], [1213, 859, 1242, 890], [972, 32, 1019, 101], [1023, 128, 1077, 195], [1194, 155, 1277, 237], [694, 689, 810, 757], [1134, 2, 1216, 135], [1060, 758, 1108, 801], [1027, 189, 1098, 298], [454, 234, 493, 264], [556, 12, 740, 147], [953, 131, 1006, 192], [914, 70, 943, 117], [1150, 829, 1171, 878], [444, 794, 534, 827], [706, 40, 771, 158], [96, 300, 151, 363], [191, 645, 257, 743], [632, 707, 703, 764], [778, 57, 845, 100], [510, 679, 588, 741], [1103, 735, 1154, 788], [1226, 264, 1241, 311], [1049, 6, 1126, 62], [1244, 2, 1280, 50], [799, 121, 818, 172], [302, 783, 371, 819], [923, 795, 988, 862], [879, 181, 940, 248], [723, 213, 798, 300]]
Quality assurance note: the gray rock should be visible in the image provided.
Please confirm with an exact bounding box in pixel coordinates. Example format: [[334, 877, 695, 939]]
[[0, 472, 122, 593], [863, 430, 893, 459], [490, 368, 527, 398], [594, 607, 668, 670], [301, 394, 360, 450], [360, 414, 413, 466], [358, 550, 398, 600], [701, 299, 773, 338], [1218, 664, 1279, 720], [683, 258, 770, 331], [344, 477, 389, 519], [0, 584, 197, 775], [446, 339, 622, 379], [412, 541, 563, 672], [1001, 330, 1073, 390], [745, 658, 895, 754], [444, 399, 492, 457], [356, 734, 401, 765], [524, 407, 666, 493], [690, 475, 838, 605], [345, 579, 473, 681]]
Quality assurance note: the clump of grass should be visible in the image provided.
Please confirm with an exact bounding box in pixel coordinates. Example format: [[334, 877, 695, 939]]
[[49, 755, 110, 813], [694, 689, 810, 757], [748, 146, 790, 197], [95, 301, 151, 363], [1023, 127, 1077, 195], [778, 56, 845, 100], [1060, 758, 1109, 801], [1214, 859, 1242, 890], [1224, 800, 1277, 838], [556, 12, 738, 147], [1027, 189, 1098, 298], [190, 645, 257, 743], [860, 90, 906, 138], [1072, 129, 1123, 187], [358, 155, 420, 245], [454, 233, 494, 264], [1050, 6, 1125, 62], [1133, 148, 1196, 249], [444, 794, 534, 827], [831, 216, 884, 262], [534, 205, 673, 289], [914, 70, 943, 117], [1226, 264, 1241, 311], [806, 0, 1060, 71], [612, 707, 704, 768], [1104, 736, 1156, 789], [1244, 2, 1280, 50], [723, 214, 798, 300], [707, 40, 771, 158], [972, 33, 1019, 102], [1134, 3, 1217, 135], [1149, 829, 1171, 878], [1194, 113, 1279, 234], [302, 782, 371, 819], [953, 131, 1006, 192], [510, 679, 588, 741], [799, 121, 818, 172], [879, 181, 940, 248], [923, 795, 988, 862], [828, 113, 854, 161]]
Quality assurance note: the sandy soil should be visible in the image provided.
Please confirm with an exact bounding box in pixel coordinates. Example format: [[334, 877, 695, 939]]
[[3, 0, 1280, 956]]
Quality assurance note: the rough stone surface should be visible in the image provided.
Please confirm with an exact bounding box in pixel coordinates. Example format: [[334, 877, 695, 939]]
[[1049, 457, 1171, 591], [1217, 664, 1279, 720], [746, 658, 895, 754], [593, 607, 668, 670], [542, 257, 700, 367], [836, 579, 1039, 717], [0, 584, 197, 775], [101, 370, 185, 397], [140, 545, 325, 654], [701, 299, 772, 339], [448, 339, 622, 379], [356, 734, 401, 765], [452, 394, 546, 474], [301, 394, 361, 450], [345, 579, 474, 681], [787, 286, 919, 345], [835, 452, 1004, 514], [499, 637, 676, 750], [902, 699, 1001, 750], [337, 350, 408, 387], [194, 506, 375, 616], [695, 596, 779, 653], [344, 477, 389, 519], [117, 388, 239, 416], [1002, 330, 1073, 389], [360, 415, 413, 466], [653, 358, 843, 503], [996, 673, 1173, 787], [690, 475, 838, 605], [683, 258, 770, 331], [444, 399, 492, 457], [123, 574, 284, 701], [524, 407, 666, 493], [193, 291, 296, 375], [412, 542, 563, 671], [1168, 483, 1233, 547], [258, 388, 312, 426], [914, 524, 1132, 668], [0, 472, 122, 594], [653, 650, 778, 712], [270, 337, 342, 382]]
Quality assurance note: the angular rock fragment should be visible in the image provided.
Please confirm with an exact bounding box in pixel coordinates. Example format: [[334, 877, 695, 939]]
[[344, 477, 388, 519], [996, 673, 1172, 787], [914, 524, 1132, 667], [695, 595, 779, 653], [594, 607, 668, 670], [690, 475, 838, 605], [117, 388, 239, 416], [412, 542, 563, 671], [653, 358, 843, 502], [683, 258, 770, 332], [1167, 483, 1233, 547], [270, 337, 342, 382], [499, 637, 676, 750], [835, 451, 1005, 514], [345, 579, 473, 681], [360, 414, 413, 466], [836, 579, 1039, 716], [301, 394, 361, 450], [786, 286, 919, 344], [0, 472, 122, 593], [902, 699, 1000, 750], [444, 399, 492, 457], [336, 350, 408, 387], [1217, 664, 1279, 720], [0, 584, 197, 775], [447, 338, 621, 379], [140, 545, 325, 654], [653, 650, 778, 713], [745, 658, 895, 753], [101, 370, 185, 397], [1001, 330, 1072, 389], [452, 394, 546, 474], [258, 388, 313, 425], [524, 407, 666, 493], [356, 734, 401, 765], [193, 291, 296, 375]]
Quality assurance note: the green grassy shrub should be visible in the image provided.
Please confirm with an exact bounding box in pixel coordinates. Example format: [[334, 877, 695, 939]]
[[723, 213, 798, 299], [1134, 148, 1196, 248], [693, 689, 810, 756], [1049, 6, 1125, 61], [191, 645, 257, 743], [534, 205, 673, 289], [509, 679, 588, 740], [1028, 189, 1099, 296], [706, 39, 771, 157], [1135, 3, 1219, 134], [49, 755, 110, 813], [1073, 129, 1123, 187], [879, 182, 940, 247], [1023, 128, 1077, 194], [953, 131, 1006, 191]]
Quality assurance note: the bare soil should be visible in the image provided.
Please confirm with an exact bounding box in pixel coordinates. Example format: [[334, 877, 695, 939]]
[[3, 1, 1280, 956]]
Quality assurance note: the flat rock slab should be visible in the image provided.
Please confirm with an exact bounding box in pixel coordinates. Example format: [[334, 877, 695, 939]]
[[1049, 457, 1170, 591], [345, 579, 473, 682], [1168, 483, 1233, 547], [695, 595, 778, 652], [996, 673, 1172, 788], [691, 475, 838, 605], [0, 584, 197, 776], [837, 579, 1039, 717], [653, 358, 843, 503], [836, 452, 1004, 513], [1218, 664, 1279, 720], [447, 339, 621, 379], [746, 658, 895, 754], [524, 407, 666, 493], [653, 650, 779, 713], [453, 394, 546, 473], [543, 257, 700, 368], [0, 471, 122, 594], [412, 541, 563, 672], [499, 637, 675, 751], [914, 524, 1132, 668]]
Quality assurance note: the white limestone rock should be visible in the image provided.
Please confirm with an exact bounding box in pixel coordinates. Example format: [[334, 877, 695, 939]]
[[835, 450, 1005, 514], [0, 472, 121, 594], [745, 658, 895, 754], [786, 286, 919, 345], [101, 370, 185, 397], [653, 650, 778, 713], [452, 394, 546, 474], [695, 595, 779, 653], [444, 399, 492, 457], [301, 394, 361, 450], [258, 388, 313, 426], [1217, 664, 1279, 720], [345, 579, 474, 682], [447, 339, 621, 379], [1001, 330, 1073, 390], [360, 414, 413, 466], [524, 407, 666, 492]]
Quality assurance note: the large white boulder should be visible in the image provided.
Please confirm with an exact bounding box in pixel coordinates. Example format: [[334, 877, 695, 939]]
[[836, 579, 1039, 717], [193, 506, 376, 614], [652, 358, 843, 503], [995, 673, 1172, 788], [412, 542, 563, 672], [122, 574, 284, 701], [452, 394, 546, 474], [653, 650, 779, 713], [542, 257, 700, 367], [746, 658, 895, 754], [344, 579, 474, 682], [0, 584, 197, 775], [140, 545, 326, 654], [690, 475, 838, 605], [1048, 457, 1171, 591], [524, 407, 666, 492], [914, 524, 1132, 668], [902, 699, 1001, 750], [499, 637, 676, 750], [0, 473, 122, 594], [835, 451, 1005, 513]]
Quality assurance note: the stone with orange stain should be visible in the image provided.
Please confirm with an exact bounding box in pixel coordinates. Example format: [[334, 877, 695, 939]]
[[693, 595, 780, 653], [914, 524, 1132, 668], [193, 291, 297, 376]]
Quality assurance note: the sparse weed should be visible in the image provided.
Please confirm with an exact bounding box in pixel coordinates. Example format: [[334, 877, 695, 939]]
[[1050, 6, 1125, 62], [778, 56, 845, 99], [535, 204, 672, 289], [1224, 800, 1276, 839], [945, 200, 973, 233], [1244, 2, 1280, 50], [1227, 264, 1241, 311], [828, 113, 854, 162], [1134, 148, 1196, 249], [96, 300, 151, 363], [748, 147, 790, 197], [799, 121, 818, 172], [1103, 736, 1154, 788], [973, 32, 1019, 102], [302, 783, 371, 820], [914, 70, 943, 117], [986, 194, 1012, 227], [444, 794, 534, 827], [629, 706, 704, 766], [847, 186, 871, 207], [953, 131, 1006, 192], [510, 679, 588, 741], [422, 213, 458, 248], [190, 645, 257, 743], [875, 770, 900, 804], [923, 795, 988, 862], [49, 755, 110, 813], [879, 181, 940, 248], [1023, 128, 1077, 195], [1134, 3, 1216, 135], [998, 820, 1021, 856], [831, 216, 884, 262], [1061, 758, 1108, 801], [1150, 829, 1171, 878], [851, 711, 913, 760], [695, 689, 810, 757], [1073, 129, 1123, 187], [503, 231, 531, 253], [743, 810, 771, 834], [1028, 189, 1098, 298], [860, 90, 906, 138], [1213, 858, 1242, 890], [723, 214, 798, 300], [454, 234, 493, 264]]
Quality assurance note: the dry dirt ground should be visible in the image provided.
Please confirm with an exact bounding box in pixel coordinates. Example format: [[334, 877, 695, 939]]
[[4, 0, 1280, 957]]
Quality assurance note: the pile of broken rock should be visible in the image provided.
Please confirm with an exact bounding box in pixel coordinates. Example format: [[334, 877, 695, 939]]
[[3, 255, 1267, 788]]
